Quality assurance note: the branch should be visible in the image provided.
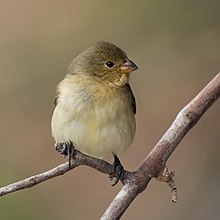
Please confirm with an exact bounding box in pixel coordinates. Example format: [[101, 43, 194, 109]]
[[0, 72, 219, 219], [0, 151, 119, 197]]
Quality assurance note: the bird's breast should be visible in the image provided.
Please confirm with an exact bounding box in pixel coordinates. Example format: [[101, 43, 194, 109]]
[[51, 77, 136, 158]]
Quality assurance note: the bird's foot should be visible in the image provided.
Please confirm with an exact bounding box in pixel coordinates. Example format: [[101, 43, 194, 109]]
[[55, 141, 75, 169], [109, 154, 124, 186]]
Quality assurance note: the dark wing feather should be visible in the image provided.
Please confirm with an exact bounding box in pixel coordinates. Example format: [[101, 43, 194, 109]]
[[54, 89, 60, 106], [125, 84, 136, 115], [54, 96, 58, 106]]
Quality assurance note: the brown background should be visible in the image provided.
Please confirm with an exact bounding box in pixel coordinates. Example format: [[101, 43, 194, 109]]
[[0, 0, 220, 219]]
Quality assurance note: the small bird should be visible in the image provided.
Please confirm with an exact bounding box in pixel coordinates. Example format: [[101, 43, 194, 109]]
[[51, 41, 138, 185]]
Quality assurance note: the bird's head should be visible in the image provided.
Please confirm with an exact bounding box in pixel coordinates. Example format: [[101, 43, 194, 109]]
[[67, 41, 138, 86]]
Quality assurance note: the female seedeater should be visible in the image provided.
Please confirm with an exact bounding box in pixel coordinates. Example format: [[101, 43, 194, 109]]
[[51, 41, 138, 184]]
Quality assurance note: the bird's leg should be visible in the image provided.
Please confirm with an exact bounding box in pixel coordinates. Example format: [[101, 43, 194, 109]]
[[109, 153, 124, 186], [55, 141, 75, 169]]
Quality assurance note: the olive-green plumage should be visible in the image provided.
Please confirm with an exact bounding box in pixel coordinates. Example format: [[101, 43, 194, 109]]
[[51, 41, 138, 159]]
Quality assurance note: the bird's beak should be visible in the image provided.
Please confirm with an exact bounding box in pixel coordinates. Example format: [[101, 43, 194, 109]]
[[120, 59, 138, 74]]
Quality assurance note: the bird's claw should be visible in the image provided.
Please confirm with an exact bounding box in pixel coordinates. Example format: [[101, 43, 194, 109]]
[[55, 141, 75, 169], [109, 154, 124, 186]]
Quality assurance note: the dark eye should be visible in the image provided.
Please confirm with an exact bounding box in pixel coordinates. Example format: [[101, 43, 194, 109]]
[[105, 61, 115, 68]]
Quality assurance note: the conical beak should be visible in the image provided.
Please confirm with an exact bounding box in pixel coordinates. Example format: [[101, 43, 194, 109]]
[[120, 59, 138, 74]]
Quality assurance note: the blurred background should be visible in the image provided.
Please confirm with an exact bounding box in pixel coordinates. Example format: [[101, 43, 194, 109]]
[[0, 0, 220, 219]]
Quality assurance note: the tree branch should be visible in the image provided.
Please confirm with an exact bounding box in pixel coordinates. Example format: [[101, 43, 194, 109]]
[[0, 72, 219, 220], [0, 151, 120, 197]]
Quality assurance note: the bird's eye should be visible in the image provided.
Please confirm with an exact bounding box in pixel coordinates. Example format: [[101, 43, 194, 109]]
[[105, 61, 115, 68]]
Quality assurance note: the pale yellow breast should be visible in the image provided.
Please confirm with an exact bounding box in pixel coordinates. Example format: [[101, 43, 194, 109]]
[[51, 75, 136, 158]]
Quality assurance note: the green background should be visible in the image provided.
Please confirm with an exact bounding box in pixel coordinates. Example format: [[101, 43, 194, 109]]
[[0, 0, 220, 219]]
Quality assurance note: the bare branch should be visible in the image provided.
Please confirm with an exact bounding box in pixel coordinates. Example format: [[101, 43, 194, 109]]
[[0, 151, 120, 197], [0, 72, 219, 220]]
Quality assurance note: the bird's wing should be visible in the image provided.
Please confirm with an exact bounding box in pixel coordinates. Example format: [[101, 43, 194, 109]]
[[54, 89, 60, 106], [125, 84, 136, 115], [54, 96, 58, 106]]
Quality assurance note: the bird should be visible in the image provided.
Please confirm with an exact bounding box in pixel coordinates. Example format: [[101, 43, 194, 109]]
[[51, 41, 138, 185]]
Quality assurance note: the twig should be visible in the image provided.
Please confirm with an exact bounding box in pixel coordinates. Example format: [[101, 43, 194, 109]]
[[0, 150, 121, 197], [0, 72, 219, 220], [156, 167, 177, 203]]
